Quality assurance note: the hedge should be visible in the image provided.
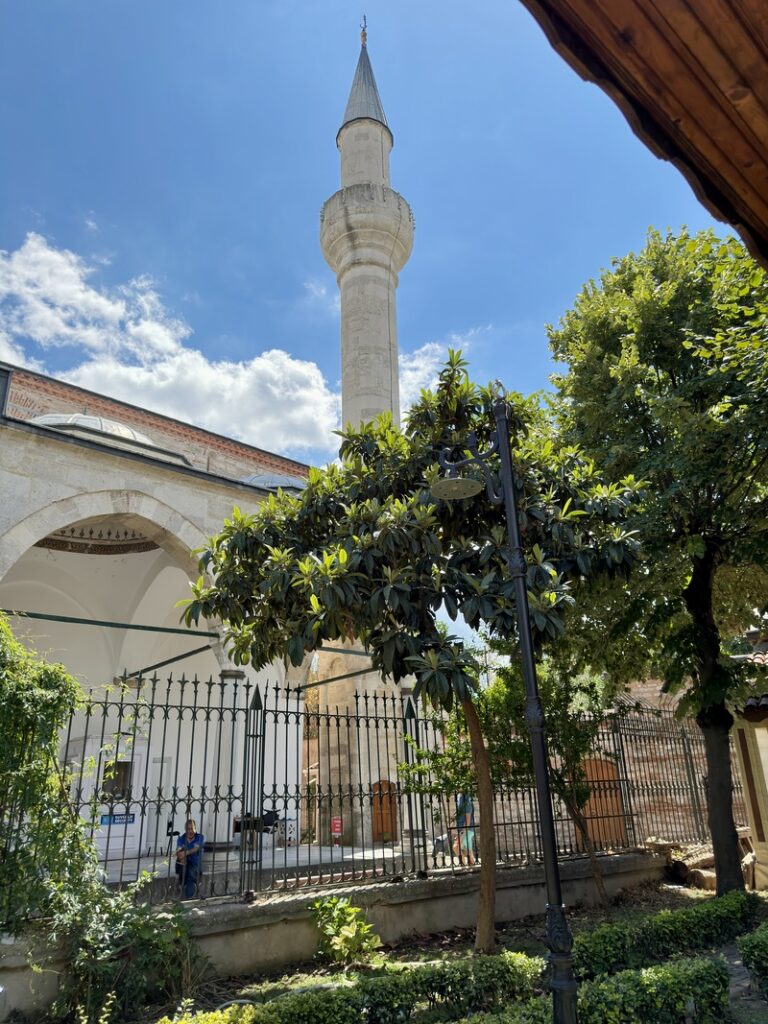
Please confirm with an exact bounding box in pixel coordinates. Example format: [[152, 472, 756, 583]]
[[572, 889, 760, 979], [473, 956, 730, 1024], [737, 918, 768, 997], [157, 951, 544, 1024]]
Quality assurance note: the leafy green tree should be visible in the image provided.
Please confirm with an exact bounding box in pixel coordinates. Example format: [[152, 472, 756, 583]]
[[490, 657, 623, 904], [0, 612, 88, 933], [549, 229, 768, 893], [185, 353, 640, 951]]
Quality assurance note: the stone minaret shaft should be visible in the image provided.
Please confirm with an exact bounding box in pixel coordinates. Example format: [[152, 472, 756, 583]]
[[320, 30, 414, 429]]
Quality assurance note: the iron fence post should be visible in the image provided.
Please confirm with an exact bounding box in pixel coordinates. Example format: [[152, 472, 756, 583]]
[[680, 726, 707, 842], [611, 714, 637, 848]]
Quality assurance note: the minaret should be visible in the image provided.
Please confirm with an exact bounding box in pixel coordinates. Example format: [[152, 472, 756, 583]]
[[320, 22, 414, 428]]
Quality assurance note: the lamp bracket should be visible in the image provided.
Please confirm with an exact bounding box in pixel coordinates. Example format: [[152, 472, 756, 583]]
[[438, 430, 503, 505]]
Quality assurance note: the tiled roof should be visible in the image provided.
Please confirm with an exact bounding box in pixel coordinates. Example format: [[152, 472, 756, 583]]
[[5, 365, 309, 481]]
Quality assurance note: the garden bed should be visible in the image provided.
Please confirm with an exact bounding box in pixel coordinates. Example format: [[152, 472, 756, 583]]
[[117, 883, 768, 1024]]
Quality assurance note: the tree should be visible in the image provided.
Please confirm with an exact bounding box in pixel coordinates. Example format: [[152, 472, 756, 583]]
[[400, 655, 621, 904], [0, 612, 87, 933], [0, 614, 204, 1018], [549, 229, 768, 893], [491, 656, 623, 904], [185, 353, 640, 951]]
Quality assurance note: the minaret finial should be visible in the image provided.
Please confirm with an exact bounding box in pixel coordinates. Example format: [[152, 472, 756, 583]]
[[360, 15, 367, 46]]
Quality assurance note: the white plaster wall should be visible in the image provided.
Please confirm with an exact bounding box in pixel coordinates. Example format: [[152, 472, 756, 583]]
[[0, 547, 221, 686], [0, 425, 263, 581], [0, 425, 301, 850]]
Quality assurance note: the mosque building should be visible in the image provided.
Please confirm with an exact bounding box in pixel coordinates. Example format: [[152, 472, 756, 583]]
[[0, 30, 412, 859]]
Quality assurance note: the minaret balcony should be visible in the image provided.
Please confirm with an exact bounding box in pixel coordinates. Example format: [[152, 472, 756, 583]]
[[320, 184, 414, 278]]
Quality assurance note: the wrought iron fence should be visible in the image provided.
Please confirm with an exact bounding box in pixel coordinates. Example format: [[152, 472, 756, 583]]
[[3, 670, 749, 918]]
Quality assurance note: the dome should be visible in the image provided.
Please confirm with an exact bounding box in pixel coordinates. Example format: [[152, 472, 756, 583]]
[[242, 471, 306, 494], [32, 413, 156, 446]]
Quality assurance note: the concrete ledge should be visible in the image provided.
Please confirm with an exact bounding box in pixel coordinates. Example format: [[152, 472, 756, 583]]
[[188, 851, 663, 975], [0, 852, 664, 1019]]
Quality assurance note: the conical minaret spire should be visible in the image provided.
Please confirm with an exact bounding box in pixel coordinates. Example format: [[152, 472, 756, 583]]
[[339, 24, 389, 134], [320, 25, 414, 428]]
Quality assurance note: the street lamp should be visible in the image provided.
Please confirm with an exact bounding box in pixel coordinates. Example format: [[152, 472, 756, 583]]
[[432, 386, 578, 1024]]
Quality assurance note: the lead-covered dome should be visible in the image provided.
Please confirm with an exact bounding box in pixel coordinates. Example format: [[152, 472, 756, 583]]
[[32, 413, 155, 444]]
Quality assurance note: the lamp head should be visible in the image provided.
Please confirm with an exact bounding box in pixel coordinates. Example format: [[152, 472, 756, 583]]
[[430, 473, 484, 501]]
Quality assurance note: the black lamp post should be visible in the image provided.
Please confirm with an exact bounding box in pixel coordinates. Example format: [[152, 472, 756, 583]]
[[432, 388, 579, 1024]]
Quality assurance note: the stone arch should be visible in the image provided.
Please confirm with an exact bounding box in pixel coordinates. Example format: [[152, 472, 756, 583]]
[[0, 489, 207, 583], [372, 779, 398, 843], [0, 488, 239, 674]]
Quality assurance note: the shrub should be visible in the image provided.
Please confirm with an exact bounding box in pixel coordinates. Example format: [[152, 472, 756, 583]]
[[157, 950, 545, 1024], [572, 889, 760, 979], [1, 616, 206, 1020], [49, 875, 206, 1022], [310, 896, 381, 965], [578, 956, 729, 1024], [473, 955, 729, 1024], [738, 919, 768, 997], [0, 614, 86, 934]]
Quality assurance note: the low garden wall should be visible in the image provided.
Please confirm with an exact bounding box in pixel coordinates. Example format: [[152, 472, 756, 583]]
[[0, 851, 663, 1020]]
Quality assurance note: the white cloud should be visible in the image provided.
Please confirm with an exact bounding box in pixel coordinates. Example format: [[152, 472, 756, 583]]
[[66, 349, 340, 456], [0, 233, 185, 360], [0, 328, 41, 370], [302, 278, 340, 317], [0, 233, 490, 460], [399, 341, 446, 409], [0, 233, 340, 457], [84, 214, 99, 234]]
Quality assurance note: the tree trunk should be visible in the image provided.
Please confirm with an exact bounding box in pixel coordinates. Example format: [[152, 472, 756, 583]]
[[563, 793, 609, 905], [697, 702, 744, 894], [462, 699, 497, 953], [685, 549, 744, 894]]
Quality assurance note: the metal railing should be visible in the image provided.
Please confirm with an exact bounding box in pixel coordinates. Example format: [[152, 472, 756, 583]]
[[3, 671, 748, 916]]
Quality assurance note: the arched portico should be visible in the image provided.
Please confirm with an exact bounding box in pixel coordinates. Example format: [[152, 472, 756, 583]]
[[0, 489, 228, 686], [0, 489, 206, 583]]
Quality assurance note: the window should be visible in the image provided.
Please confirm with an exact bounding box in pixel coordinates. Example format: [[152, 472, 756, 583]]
[[101, 761, 133, 802]]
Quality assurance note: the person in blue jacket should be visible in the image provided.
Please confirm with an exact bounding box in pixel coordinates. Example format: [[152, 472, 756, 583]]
[[453, 792, 476, 866], [176, 818, 204, 898]]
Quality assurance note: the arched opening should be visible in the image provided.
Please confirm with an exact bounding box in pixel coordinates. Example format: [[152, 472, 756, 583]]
[[372, 779, 398, 844], [577, 757, 628, 851], [0, 501, 235, 867], [0, 513, 220, 686]]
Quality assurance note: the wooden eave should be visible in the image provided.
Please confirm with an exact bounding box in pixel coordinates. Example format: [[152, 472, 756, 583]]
[[517, 0, 768, 266]]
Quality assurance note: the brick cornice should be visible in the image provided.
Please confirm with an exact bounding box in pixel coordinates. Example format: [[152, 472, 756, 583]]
[[6, 367, 311, 477]]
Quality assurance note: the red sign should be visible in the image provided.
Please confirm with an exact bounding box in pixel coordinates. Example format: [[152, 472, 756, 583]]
[[331, 816, 343, 836]]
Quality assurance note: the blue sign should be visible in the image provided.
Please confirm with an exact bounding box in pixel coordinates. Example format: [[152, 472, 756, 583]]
[[100, 813, 135, 826]]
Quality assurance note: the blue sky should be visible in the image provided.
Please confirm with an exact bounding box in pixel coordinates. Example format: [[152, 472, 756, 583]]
[[0, 1, 722, 464]]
